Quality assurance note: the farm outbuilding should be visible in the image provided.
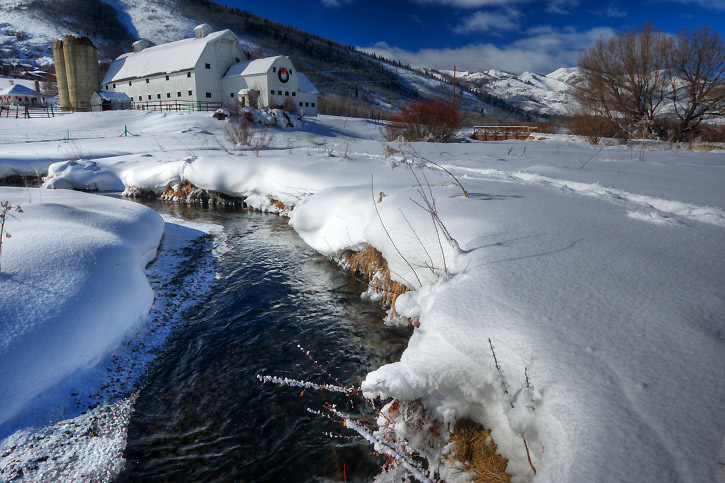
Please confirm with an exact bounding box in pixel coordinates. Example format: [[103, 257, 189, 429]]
[[101, 25, 317, 115], [0, 84, 48, 106], [90, 91, 132, 111]]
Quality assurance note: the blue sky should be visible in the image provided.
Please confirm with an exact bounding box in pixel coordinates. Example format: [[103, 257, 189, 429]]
[[218, 0, 725, 74]]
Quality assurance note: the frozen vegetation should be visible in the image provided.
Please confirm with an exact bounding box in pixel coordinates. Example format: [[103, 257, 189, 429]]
[[0, 110, 723, 482]]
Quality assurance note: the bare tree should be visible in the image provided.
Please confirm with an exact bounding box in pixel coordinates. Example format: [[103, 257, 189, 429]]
[[668, 26, 725, 142], [576, 23, 671, 139]]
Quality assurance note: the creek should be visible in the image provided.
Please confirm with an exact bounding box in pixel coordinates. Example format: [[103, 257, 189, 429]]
[[114, 201, 411, 482]]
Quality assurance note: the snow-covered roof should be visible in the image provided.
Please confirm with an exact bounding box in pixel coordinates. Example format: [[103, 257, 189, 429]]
[[298, 73, 318, 94], [0, 84, 40, 96], [93, 91, 131, 101], [102, 29, 238, 84], [223, 56, 283, 78]]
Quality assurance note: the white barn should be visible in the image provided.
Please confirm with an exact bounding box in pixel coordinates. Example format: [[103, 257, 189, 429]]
[[101, 24, 318, 116], [223, 56, 318, 116]]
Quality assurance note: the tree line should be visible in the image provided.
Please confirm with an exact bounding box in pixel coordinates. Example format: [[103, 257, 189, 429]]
[[574, 24, 724, 143]]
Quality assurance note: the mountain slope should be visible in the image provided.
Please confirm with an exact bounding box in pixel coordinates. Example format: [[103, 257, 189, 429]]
[[436, 67, 581, 117], [1, 0, 556, 120]]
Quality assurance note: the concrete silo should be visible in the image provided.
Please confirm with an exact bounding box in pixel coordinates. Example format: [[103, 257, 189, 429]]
[[52, 39, 71, 111], [60, 35, 100, 112]]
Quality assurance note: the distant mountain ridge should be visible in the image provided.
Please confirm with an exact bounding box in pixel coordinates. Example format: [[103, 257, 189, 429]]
[[433, 66, 581, 117], [0, 0, 574, 120]]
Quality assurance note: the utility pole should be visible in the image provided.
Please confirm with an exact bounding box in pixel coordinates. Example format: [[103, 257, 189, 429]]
[[452, 65, 456, 113]]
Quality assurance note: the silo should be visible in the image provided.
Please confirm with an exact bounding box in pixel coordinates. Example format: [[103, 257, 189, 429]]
[[52, 39, 71, 111], [62, 35, 100, 112]]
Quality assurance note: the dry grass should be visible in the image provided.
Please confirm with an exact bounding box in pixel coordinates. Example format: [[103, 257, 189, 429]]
[[162, 181, 197, 200], [692, 143, 724, 152], [159, 182, 242, 206], [270, 198, 291, 212], [345, 246, 408, 311], [450, 418, 511, 483]]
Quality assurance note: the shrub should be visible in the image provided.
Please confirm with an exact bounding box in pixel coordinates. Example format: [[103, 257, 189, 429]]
[[567, 113, 623, 144], [384, 100, 462, 143], [695, 123, 725, 143], [224, 112, 253, 146]]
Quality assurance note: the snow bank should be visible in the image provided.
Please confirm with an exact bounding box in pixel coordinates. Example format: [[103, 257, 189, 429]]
[[43, 160, 125, 191], [0, 188, 164, 429]]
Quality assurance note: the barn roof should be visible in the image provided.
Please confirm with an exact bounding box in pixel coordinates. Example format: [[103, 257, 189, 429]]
[[0, 84, 40, 96], [298, 73, 318, 94], [93, 91, 131, 101], [102, 29, 239, 84], [223, 56, 284, 78]]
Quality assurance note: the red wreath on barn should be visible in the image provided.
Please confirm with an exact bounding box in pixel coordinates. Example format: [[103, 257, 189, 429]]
[[278, 67, 289, 84]]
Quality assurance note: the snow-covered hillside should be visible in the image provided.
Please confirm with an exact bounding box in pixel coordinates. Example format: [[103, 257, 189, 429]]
[[98, 0, 196, 45], [0, 0, 517, 119], [436, 67, 580, 117], [0, 0, 200, 64]]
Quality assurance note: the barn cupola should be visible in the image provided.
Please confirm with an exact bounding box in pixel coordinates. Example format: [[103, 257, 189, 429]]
[[133, 39, 151, 53], [194, 24, 212, 39]]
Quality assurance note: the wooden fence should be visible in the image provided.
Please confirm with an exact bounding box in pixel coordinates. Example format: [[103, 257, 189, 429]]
[[473, 125, 535, 141], [130, 99, 223, 112], [0, 105, 69, 119]]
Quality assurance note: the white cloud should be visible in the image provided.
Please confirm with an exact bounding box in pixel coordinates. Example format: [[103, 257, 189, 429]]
[[413, 0, 529, 6], [657, 0, 725, 9], [359, 27, 615, 74], [412, 0, 580, 12], [545, 0, 579, 14], [320, 0, 354, 6], [454, 9, 521, 33], [592, 4, 627, 18]]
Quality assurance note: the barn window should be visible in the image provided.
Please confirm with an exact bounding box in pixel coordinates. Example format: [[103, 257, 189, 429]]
[[129, 81, 132, 86], [299, 102, 303, 106], [157, 94, 161, 99], [205, 63, 211, 69], [146, 78, 149, 84], [165, 75, 169, 81], [292, 92, 296, 97], [105, 85, 108, 90], [285, 91, 289, 96], [167, 93, 171, 98], [305, 102, 309, 107], [273, 67, 276, 72], [230, 93, 234, 97], [187, 72, 191, 78], [113, 83, 116, 88], [188, 90, 192, 96], [311, 103, 316, 107], [270, 90, 274, 96], [289, 70, 293, 75], [138, 96, 142, 101], [206, 92, 212, 98], [148, 95, 151, 100], [178, 92, 181, 97], [278, 90, 282, 95]]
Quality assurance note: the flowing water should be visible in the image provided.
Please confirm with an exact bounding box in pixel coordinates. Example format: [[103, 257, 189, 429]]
[[115, 202, 411, 483]]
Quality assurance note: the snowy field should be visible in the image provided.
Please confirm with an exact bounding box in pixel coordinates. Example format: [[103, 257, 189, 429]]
[[0, 110, 724, 482]]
